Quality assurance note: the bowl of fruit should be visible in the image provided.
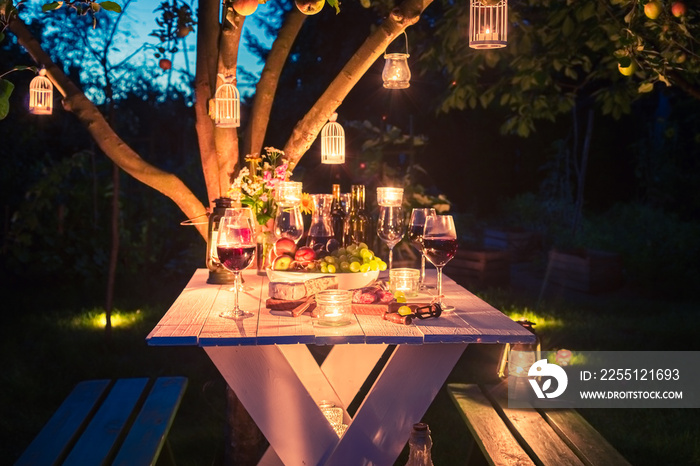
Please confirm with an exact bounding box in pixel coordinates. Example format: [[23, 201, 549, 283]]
[[267, 238, 385, 290]]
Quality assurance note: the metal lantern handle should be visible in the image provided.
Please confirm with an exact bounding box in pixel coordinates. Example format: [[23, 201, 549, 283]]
[[384, 30, 409, 58]]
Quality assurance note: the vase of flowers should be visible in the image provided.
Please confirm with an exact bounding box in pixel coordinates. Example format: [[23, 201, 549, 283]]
[[228, 147, 312, 274]]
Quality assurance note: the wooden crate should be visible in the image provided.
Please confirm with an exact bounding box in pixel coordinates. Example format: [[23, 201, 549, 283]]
[[483, 229, 538, 262], [444, 248, 510, 288], [548, 248, 623, 293]]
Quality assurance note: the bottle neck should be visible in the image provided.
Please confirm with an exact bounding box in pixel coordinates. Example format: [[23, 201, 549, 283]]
[[332, 184, 341, 201], [351, 185, 365, 212]]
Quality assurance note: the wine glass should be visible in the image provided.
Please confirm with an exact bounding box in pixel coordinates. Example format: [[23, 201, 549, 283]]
[[377, 206, 405, 271], [423, 214, 458, 312], [273, 205, 304, 243], [408, 208, 436, 289], [217, 207, 257, 320]]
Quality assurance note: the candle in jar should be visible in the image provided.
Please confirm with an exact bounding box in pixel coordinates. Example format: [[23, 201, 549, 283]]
[[476, 28, 497, 41], [377, 187, 404, 207], [389, 268, 420, 298], [316, 290, 352, 326]]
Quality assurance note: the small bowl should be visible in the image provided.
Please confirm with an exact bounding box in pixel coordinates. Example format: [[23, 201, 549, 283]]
[[266, 269, 379, 290]]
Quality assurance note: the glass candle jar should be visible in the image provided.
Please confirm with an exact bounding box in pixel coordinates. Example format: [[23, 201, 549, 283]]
[[316, 290, 352, 327], [377, 187, 404, 207], [389, 268, 420, 298], [276, 181, 302, 207]]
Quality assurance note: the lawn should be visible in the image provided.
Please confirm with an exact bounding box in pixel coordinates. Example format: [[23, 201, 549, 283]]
[[2, 267, 699, 465]]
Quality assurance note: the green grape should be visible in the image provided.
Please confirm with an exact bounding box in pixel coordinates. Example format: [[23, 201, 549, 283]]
[[360, 263, 371, 273], [324, 256, 336, 265], [358, 242, 368, 250], [338, 254, 348, 264], [346, 244, 358, 254], [320, 263, 328, 273], [377, 260, 388, 271], [336, 247, 347, 257], [340, 261, 350, 272], [349, 261, 361, 273], [369, 260, 379, 271], [327, 264, 337, 273]]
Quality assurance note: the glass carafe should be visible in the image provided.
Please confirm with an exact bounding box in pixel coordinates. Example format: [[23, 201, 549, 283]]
[[307, 194, 336, 256]]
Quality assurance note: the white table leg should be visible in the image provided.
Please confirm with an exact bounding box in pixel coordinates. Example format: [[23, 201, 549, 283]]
[[205, 346, 338, 466], [324, 343, 468, 465]]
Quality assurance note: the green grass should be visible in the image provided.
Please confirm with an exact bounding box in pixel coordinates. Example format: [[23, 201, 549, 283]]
[[2, 278, 700, 465]]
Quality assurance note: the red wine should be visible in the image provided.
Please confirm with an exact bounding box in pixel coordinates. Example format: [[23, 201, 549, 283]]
[[217, 245, 256, 271], [408, 224, 424, 251], [422, 238, 458, 267]]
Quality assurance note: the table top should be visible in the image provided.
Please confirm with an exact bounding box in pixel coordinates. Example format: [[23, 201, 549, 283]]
[[146, 268, 535, 347]]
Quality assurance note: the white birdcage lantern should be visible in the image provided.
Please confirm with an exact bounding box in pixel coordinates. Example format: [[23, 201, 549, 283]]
[[469, 0, 508, 50], [321, 113, 345, 164], [382, 32, 411, 89], [211, 75, 240, 128], [29, 69, 53, 115]]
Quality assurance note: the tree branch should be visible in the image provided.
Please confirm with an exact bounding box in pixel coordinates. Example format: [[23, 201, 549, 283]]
[[214, 11, 245, 196], [8, 16, 209, 239], [194, 0, 223, 208], [247, 9, 306, 156], [667, 70, 700, 101], [283, 0, 434, 168]]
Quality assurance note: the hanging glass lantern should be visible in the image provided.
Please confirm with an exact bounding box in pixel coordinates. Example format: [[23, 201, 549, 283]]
[[469, 0, 508, 50], [211, 76, 240, 128], [382, 31, 411, 89], [321, 113, 345, 164], [29, 69, 53, 115]]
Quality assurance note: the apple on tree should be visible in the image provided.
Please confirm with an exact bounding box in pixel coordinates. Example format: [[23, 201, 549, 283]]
[[644, 0, 662, 20]]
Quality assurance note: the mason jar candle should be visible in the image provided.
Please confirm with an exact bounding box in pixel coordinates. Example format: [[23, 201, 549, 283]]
[[389, 268, 420, 298], [316, 290, 352, 326]]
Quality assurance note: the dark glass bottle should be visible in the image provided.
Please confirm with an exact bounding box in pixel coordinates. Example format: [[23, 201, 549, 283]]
[[343, 184, 369, 246], [330, 184, 346, 244], [206, 197, 236, 284]]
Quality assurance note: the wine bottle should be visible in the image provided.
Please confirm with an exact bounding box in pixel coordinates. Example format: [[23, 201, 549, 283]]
[[330, 184, 346, 244], [343, 184, 369, 246]]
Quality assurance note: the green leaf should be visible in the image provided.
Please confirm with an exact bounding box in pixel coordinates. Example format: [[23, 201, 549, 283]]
[[99, 1, 122, 13], [0, 78, 15, 120], [326, 0, 340, 14], [638, 82, 654, 93], [41, 1, 62, 11]]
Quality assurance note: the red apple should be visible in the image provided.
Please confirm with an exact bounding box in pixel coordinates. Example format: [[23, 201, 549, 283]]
[[294, 246, 316, 264], [671, 1, 686, 17], [158, 58, 172, 70], [644, 0, 662, 19], [233, 0, 258, 16], [274, 238, 297, 257]]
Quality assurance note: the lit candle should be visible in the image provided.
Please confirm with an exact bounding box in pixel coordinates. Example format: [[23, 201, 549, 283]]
[[276, 181, 302, 207], [316, 290, 352, 327], [476, 27, 497, 41], [390, 268, 420, 297], [377, 187, 404, 207]]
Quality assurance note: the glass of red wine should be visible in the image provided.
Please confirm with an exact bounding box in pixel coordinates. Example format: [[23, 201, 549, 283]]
[[217, 208, 257, 320], [408, 208, 436, 289], [422, 214, 458, 311]]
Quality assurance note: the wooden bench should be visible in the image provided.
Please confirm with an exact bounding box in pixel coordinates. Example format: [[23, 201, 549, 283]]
[[447, 383, 631, 466], [16, 376, 187, 466]]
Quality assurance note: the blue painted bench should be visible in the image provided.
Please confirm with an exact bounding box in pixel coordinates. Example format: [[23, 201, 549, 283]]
[[447, 383, 631, 466], [16, 377, 188, 466]]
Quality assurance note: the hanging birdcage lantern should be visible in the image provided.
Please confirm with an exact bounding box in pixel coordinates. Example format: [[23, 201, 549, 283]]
[[29, 69, 53, 115], [382, 31, 411, 89], [321, 113, 345, 164], [211, 75, 240, 128], [469, 0, 508, 50]]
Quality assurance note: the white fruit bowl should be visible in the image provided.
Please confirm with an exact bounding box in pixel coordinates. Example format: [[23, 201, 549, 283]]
[[266, 269, 379, 290]]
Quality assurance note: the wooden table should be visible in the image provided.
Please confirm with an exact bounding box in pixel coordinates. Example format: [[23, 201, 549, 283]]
[[147, 268, 535, 466]]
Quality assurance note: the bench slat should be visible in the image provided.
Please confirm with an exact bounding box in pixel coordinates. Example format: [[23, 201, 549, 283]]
[[540, 409, 631, 466], [448, 383, 535, 466], [63, 378, 149, 466], [113, 376, 188, 466], [484, 384, 586, 466], [15, 379, 112, 466]]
